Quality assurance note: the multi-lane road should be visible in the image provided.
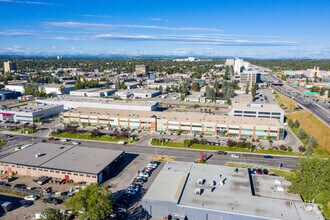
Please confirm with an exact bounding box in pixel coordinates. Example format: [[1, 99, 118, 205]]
[[0, 134, 299, 169], [262, 73, 330, 126]]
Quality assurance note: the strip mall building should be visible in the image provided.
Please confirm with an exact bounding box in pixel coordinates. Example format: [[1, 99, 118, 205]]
[[60, 108, 284, 140]]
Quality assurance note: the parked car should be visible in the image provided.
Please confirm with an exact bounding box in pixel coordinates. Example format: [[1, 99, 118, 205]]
[[43, 197, 62, 205], [117, 141, 126, 145], [262, 169, 269, 175], [256, 169, 263, 175], [24, 195, 38, 201], [13, 184, 27, 189], [231, 154, 240, 159], [60, 138, 68, 142], [72, 141, 80, 145], [48, 137, 55, 141], [216, 151, 227, 155], [263, 155, 273, 159], [19, 200, 34, 207]]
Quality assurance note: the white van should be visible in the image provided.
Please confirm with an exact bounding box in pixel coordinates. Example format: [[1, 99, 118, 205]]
[[118, 141, 126, 145], [231, 154, 240, 159]]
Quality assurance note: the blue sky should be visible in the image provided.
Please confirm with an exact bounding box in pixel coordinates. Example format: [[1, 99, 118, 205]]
[[1, 0, 330, 58]]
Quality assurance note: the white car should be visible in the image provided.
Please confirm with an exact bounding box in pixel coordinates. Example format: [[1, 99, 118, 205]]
[[72, 141, 80, 145], [24, 195, 38, 201], [60, 138, 68, 142], [231, 154, 240, 159]]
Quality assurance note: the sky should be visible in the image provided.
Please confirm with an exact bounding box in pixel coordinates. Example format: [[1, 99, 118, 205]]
[[0, 0, 330, 58]]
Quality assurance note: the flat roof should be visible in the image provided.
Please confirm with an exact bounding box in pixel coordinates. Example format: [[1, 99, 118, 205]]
[[65, 107, 282, 127], [231, 102, 284, 112], [144, 161, 324, 220], [38, 95, 159, 107], [4, 104, 62, 112], [0, 143, 124, 175], [71, 88, 116, 93], [0, 90, 20, 94]]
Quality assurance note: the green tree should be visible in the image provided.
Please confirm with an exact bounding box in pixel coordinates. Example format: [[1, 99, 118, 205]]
[[294, 120, 300, 128], [288, 119, 294, 128], [297, 128, 307, 139], [192, 81, 200, 92], [66, 183, 113, 220], [23, 84, 39, 96], [288, 158, 330, 216], [59, 85, 65, 94], [41, 208, 68, 220], [165, 85, 171, 93], [245, 82, 249, 94], [159, 85, 163, 92]]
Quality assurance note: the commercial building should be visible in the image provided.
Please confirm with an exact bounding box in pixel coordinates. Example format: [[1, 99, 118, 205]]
[[44, 84, 74, 95], [131, 89, 161, 99], [0, 90, 22, 100], [226, 58, 250, 74], [3, 61, 16, 73], [70, 88, 116, 97], [0, 104, 64, 123], [36, 95, 159, 111], [0, 143, 124, 184], [5, 84, 25, 93], [240, 71, 261, 87], [230, 103, 285, 124], [135, 65, 149, 76], [61, 108, 284, 140], [142, 161, 324, 220]]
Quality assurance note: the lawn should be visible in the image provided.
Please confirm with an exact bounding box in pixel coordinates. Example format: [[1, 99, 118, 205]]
[[52, 132, 132, 143], [151, 139, 302, 156], [286, 110, 330, 156], [275, 92, 296, 110]]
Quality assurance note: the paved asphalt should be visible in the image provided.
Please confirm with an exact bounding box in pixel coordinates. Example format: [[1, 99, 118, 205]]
[[0, 134, 299, 169], [262, 73, 330, 126]]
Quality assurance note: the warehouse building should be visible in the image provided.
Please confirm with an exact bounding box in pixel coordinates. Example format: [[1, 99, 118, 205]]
[[36, 95, 159, 111], [0, 90, 22, 100], [44, 84, 74, 95], [70, 88, 116, 97], [61, 108, 284, 140], [229, 103, 285, 124], [0, 143, 124, 183], [0, 104, 63, 123], [142, 161, 324, 220]]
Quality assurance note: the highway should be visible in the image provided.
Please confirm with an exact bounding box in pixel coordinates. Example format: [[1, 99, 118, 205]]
[[262, 73, 330, 126], [0, 134, 299, 169]]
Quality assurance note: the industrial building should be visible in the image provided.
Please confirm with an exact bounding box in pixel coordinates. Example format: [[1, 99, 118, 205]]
[[61, 107, 284, 140], [0, 104, 64, 123], [4, 84, 25, 94], [36, 95, 159, 111], [70, 88, 116, 97], [131, 89, 161, 99], [229, 103, 285, 124], [0, 90, 22, 100], [3, 61, 16, 73], [44, 84, 74, 95], [0, 143, 124, 183], [142, 161, 324, 220]]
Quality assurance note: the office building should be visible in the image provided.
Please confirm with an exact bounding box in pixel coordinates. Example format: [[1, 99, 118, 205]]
[[61, 108, 284, 140], [44, 84, 74, 95], [36, 95, 159, 111], [3, 61, 16, 73], [0, 143, 124, 184], [226, 58, 250, 74], [56, 56, 63, 60], [0, 104, 64, 123], [135, 65, 149, 75], [142, 161, 324, 220], [240, 71, 261, 87], [230, 103, 285, 124]]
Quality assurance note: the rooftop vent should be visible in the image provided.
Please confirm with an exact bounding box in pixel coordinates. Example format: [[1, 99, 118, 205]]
[[194, 188, 203, 195], [197, 178, 205, 185]]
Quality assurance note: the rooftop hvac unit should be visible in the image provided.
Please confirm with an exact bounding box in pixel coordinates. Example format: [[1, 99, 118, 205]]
[[194, 188, 203, 195], [276, 186, 284, 192], [209, 180, 216, 187], [274, 179, 282, 185], [197, 178, 205, 185]]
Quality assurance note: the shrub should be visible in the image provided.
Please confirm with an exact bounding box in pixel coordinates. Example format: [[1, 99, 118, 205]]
[[298, 145, 306, 153], [287, 146, 293, 152], [227, 139, 237, 147], [279, 144, 287, 151], [297, 128, 307, 139], [183, 139, 193, 147]]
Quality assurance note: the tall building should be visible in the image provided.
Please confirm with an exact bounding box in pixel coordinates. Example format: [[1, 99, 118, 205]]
[[240, 71, 261, 87], [3, 61, 16, 73], [135, 65, 149, 75], [226, 58, 250, 74], [57, 55, 63, 60]]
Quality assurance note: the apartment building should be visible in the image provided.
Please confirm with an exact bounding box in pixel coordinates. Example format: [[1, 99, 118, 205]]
[[3, 61, 16, 73], [240, 71, 261, 87], [61, 108, 284, 140]]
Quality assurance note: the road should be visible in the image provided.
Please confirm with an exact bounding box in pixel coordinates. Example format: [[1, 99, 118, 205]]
[[262, 73, 330, 126], [0, 134, 299, 169]]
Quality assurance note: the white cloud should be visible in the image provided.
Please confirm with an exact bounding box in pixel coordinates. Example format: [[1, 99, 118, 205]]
[[0, 0, 57, 5], [148, 18, 170, 22], [43, 21, 223, 32]]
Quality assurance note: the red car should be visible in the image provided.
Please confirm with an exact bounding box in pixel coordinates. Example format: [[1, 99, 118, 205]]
[[256, 169, 263, 175], [47, 137, 55, 141]]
